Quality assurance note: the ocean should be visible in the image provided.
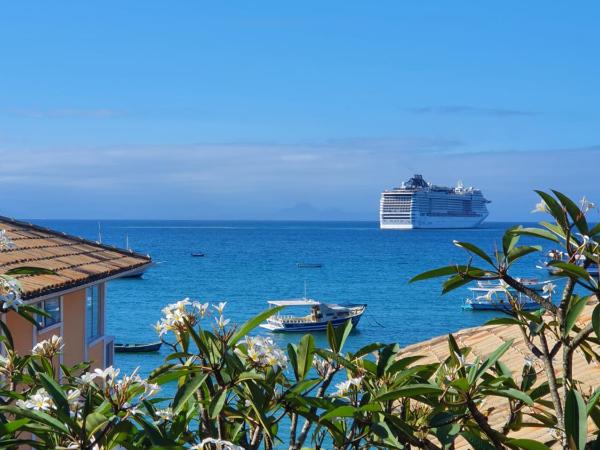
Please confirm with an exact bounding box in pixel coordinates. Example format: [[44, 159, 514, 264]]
[[34, 220, 548, 376]]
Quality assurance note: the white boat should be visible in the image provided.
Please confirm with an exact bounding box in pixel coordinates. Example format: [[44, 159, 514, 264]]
[[380, 174, 490, 229], [259, 299, 367, 332], [540, 250, 599, 277], [464, 278, 551, 311]]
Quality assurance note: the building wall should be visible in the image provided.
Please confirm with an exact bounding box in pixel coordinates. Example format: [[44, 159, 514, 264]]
[[5, 311, 34, 356], [3, 282, 112, 371], [62, 289, 86, 367]]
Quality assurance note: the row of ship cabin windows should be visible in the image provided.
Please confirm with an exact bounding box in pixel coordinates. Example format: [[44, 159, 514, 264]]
[[34, 285, 102, 342]]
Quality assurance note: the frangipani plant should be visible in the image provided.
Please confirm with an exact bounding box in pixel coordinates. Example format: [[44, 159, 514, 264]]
[[1, 191, 599, 449]]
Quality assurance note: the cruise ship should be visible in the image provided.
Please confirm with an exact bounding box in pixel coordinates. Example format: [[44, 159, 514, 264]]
[[380, 174, 490, 229]]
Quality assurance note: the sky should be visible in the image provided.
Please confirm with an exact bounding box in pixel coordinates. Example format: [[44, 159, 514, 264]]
[[1, 1, 599, 221]]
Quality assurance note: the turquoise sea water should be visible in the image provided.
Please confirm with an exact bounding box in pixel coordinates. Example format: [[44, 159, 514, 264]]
[[35, 220, 549, 376]]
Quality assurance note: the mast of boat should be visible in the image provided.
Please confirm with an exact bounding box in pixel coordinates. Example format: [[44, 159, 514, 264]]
[[125, 233, 129, 250], [97, 222, 102, 243]]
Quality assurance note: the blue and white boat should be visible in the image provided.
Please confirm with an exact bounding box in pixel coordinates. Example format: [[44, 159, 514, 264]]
[[464, 279, 551, 311], [259, 298, 366, 332], [540, 250, 599, 277]]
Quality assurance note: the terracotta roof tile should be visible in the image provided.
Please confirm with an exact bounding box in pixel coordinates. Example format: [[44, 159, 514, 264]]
[[399, 301, 600, 448], [0, 216, 151, 299]]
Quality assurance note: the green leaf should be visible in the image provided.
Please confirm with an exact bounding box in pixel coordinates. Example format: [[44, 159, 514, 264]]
[[327, 319, 353, 354], [512, 227, 560, 244], [0, 418, 29, 434], [587, 387, 600, 415], [209, 388, 228, 419], [85, 412, 109, 435], [507, 245, 542, 265], [229, 306, 283, 345], [352, 342, 385, 358], [565, 389, 587, 450], [172, 373, 208, 414], [4, 266, 57, 276], [535, 190, 568, 231], [295, 334, 315, 380], [38, 373, 70, 419], [475, 339, 513, 381], [461, 431, 497, 450], [0, 319, 14, 350], [564, 296, 590, 336], [485, 317, 523, 326], [507, 438, 553, 450], [481, 387, 533, 406], [592, 304, 600, 341], [410, 265, 470, 283], [442, 274, 476, 294], [553, 190, 588, 235], [0, 405, 69, 434], [503, 226, 522, 255], [375, 384, 443, 401], [453, 241, 495, 267], [320, 405, 357, 421], [548, 261, 591, 280]]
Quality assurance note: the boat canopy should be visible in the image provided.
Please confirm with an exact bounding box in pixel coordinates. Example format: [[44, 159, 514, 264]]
[[267, 298, 320, 307]]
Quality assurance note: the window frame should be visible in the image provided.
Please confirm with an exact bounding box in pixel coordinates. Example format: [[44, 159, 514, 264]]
[[35, 297, 62, 330], [86, 285, 102, 343]]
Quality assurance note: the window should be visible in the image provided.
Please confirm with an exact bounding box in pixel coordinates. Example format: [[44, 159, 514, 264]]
[[86, 286, 101, 342], [36, 298, 61, 329]]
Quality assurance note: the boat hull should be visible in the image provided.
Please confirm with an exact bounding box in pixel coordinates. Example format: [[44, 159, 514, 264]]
[[380, 214, 487, 230], [464, 302, 541, 311], [260, 314, 363, 333], [115, 342, 162, 353]]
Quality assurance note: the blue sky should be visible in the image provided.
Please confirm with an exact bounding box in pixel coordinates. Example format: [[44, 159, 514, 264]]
[[1, 2, 599, 220]]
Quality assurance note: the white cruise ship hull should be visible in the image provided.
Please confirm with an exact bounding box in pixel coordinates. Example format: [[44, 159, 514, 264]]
[[380, 214, 487, 230]]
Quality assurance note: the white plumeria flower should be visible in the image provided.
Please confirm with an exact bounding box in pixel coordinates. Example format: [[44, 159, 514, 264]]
[[78, 372, 98, 385], [94, 366, 120, 382], [143, 381, 160, 397], [213, 302, 227, 315], [0, 277, 23, 311], [215, 315, 231, 330], [542, 282, 557, 295], [241, 335, 288, 370], [32, 335, 64, 357], [1, 291, 23, 311], [155, 407, 174, 421], [0, 229, 16, 251], [193, 438, 246, 450], [334, 376, 363, 397], [580, 196, 596, 213], [524, 355, 537, 367], [16, 388, 54, 411], [193, 301, 210, 318], [531, 200, 549, 213]]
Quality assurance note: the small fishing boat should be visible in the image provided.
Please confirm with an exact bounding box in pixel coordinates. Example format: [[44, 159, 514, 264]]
[[464, 279, 552, 311], [191, 252, 205, 257], [120, 233, 156, 278], [114, 342, 162, 353], [539, 250, 599, 277], [297, 263, 322, 268], [259, 298, 366, 332]]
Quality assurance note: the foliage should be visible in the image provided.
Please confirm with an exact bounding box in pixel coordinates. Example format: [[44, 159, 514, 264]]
[[0, 192, 598, 449]]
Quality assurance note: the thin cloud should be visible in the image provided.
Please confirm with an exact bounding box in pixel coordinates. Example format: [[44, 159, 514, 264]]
[[4, 108, 124, 119], [406, 105, 536, 117]]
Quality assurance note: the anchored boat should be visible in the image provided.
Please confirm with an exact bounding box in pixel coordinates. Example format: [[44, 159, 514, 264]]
[[464, 279, 552, 311], [540, 250, 599, 277], [115, 342, 162, 353], [259, 298, 366, 332]]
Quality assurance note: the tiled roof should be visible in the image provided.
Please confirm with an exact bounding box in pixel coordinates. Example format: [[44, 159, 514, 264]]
[[0, 216, 152, 300], [399, 300, 600, 448]]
